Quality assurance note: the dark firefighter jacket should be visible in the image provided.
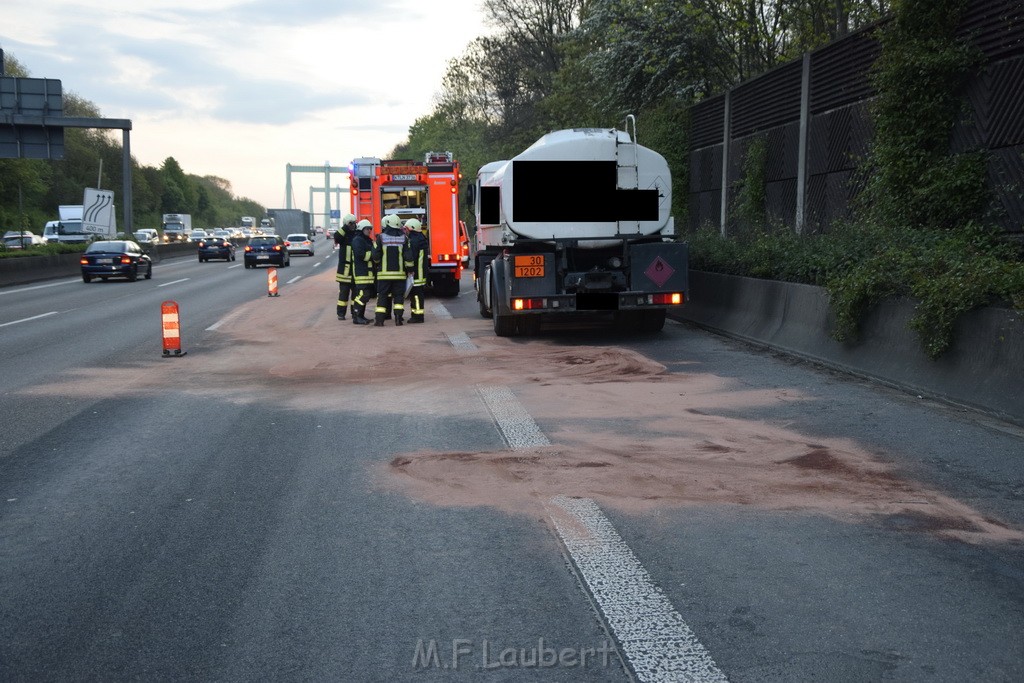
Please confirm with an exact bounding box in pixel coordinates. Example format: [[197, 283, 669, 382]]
[[351, 231, 376, 285], [372, 226, 412, 281], [407, 230, 429, 287], [335, 228, 355, 283]]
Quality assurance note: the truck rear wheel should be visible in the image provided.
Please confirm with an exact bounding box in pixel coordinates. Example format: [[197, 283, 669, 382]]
[[493, 312, 518, 337], [478, 286, 492, 319], [642, 309, 667, 332], [491, 281, 517, 336]]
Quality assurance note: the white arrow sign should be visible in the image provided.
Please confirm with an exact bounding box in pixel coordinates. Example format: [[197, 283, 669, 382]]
[[82, 188, 116, 236]]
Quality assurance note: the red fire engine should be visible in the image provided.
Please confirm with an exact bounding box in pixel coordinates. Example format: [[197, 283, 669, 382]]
[[349, 151, 470, 296]]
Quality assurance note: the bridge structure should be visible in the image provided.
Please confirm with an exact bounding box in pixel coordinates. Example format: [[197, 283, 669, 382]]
[[309, 186, 348, 229], [285, 163, 349, 229]]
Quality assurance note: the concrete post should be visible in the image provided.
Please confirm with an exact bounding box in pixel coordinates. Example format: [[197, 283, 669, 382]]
[[285, 164, 293, 209]]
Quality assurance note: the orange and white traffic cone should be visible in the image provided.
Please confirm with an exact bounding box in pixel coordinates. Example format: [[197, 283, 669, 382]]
[[161, 300, 186, 357], [267, 267, 279, 297]]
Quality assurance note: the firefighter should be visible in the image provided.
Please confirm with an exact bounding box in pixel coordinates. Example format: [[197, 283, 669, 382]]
[[350, 220, 376, 325], [335, 214, 358, 319], [404, 218, 429, 323], [372, 214, 412, 326], [333, 215, 353, 250]]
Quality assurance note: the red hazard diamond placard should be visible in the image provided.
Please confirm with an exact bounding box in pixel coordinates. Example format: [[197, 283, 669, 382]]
[[644, 256, 675, 288]]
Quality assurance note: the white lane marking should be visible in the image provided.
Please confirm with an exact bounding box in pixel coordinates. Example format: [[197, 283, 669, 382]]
[[287, 276, 302, 284], [0, 280, 78, 296], [0, 311, 59, 328], [445, 331, 477, 353], [228, 263, 243, 269], [478, 386, 549, 450], [479, 384, 727, 682], [431, 303, 453, 320], [549, 497, 728, 683], [206, 310, 242, 331], [158, 278, 190, 288]]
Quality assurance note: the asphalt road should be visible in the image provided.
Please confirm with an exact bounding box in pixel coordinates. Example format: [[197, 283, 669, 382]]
[[1, 240, 1021, 682]]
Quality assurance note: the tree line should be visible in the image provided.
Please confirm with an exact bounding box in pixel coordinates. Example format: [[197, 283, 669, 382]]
[[391, 0, 890, 225], [0, 54, 264, 235]]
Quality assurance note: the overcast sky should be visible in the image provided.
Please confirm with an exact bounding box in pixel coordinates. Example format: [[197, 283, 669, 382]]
[[2, 0, 489, 216]]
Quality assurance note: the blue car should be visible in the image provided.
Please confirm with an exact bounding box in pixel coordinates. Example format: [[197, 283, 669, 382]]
[[80, 240, 152, 282], [198, 237, 237, 262]]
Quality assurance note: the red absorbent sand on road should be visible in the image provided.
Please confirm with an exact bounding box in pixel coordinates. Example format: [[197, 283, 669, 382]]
[[22, 269, 1022, 544]]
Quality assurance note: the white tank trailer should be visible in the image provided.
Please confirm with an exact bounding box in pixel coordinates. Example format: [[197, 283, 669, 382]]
[[469, 117, 688, 336]]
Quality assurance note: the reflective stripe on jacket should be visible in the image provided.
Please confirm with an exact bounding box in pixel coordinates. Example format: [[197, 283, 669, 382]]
[[373, 227, 412, 281]]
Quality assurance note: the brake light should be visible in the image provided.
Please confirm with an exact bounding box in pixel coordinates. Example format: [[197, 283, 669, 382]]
[[198, 241, 206, 247], [513, 298, 544, 310], [651, 292, 684, 305], [120, 256, 132, 264], [284, 241, 291, 246], [273, 245, 281, 251], [79, 257, 88, 265]]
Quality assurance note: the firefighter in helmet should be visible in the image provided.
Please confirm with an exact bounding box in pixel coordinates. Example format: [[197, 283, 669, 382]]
[[333, 214, 354, 250], [349, 219, 376, 325], [404, 218, 429, 323], [334, 214, 358, 319], [371, 214, 412, 326]]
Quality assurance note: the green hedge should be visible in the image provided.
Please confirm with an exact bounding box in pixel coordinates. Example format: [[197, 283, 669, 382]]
[[0, 242, 89, 259], [687, 223, 1024, 359]]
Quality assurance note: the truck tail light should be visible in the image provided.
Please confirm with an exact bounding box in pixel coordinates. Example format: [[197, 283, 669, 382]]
[[651, 292, 684, 305], [513, 298, 545, 311], [79, 257, 88, 265]]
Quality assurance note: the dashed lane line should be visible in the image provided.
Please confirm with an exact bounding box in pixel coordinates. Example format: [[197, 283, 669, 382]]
[[477, 380, 728, 682], [286, 276, 302, 284], [444, 331, 477, 354], [157, 278, 190, 288], [549, 497, 728, 683], [477, 386, 550, 450], [0, 280, 78, 296], [0, 311, 59, 328]]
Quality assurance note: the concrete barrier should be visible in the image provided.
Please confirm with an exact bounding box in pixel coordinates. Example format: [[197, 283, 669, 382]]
[[675, 270, 1024, 425], [0, 242, 199, 287]]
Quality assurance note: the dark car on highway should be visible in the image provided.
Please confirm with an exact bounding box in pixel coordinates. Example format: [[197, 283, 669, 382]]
[[198, 237, 237, 262], [80, 240, 153, 282], [244, 235, 290, 268]]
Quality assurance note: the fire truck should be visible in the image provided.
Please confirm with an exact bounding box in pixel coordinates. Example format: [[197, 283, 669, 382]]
[[349, 151, 470, 296]]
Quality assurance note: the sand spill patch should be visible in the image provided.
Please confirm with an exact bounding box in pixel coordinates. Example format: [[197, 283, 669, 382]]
[[385, 426, 1022, 544], [18, 284, 1021, 544]]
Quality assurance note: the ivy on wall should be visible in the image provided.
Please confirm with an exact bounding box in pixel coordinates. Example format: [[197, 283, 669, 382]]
[[857, 0, 987, 231]]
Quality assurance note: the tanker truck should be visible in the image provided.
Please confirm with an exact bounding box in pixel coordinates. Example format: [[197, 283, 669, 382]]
[[469, 116, 688, 336]]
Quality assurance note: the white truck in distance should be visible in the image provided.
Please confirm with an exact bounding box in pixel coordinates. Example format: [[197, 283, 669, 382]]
[[470, 117, 688, 336], [161, 213, 193, 242]]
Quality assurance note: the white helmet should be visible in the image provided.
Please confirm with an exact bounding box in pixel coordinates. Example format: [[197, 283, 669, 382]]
[[357, 219, 372, 230], [404, 218, 422, 232], [342, 213, 357, 226], [381, 214, 401, 229]]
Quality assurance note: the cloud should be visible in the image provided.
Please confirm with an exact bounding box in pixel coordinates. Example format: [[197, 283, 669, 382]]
[[1, 0, 489, 208]]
